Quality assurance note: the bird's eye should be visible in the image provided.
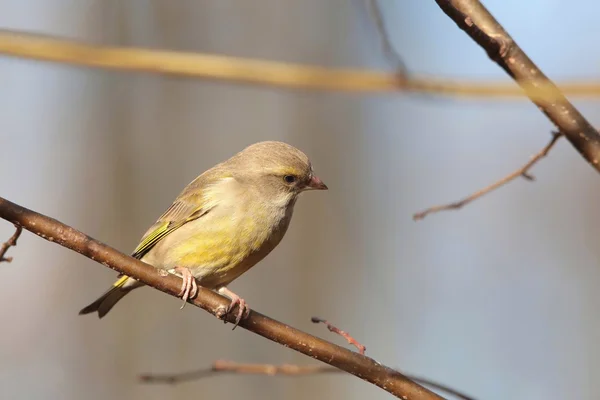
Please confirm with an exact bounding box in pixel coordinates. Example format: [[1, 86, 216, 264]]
[[283, 175, 297, 184]]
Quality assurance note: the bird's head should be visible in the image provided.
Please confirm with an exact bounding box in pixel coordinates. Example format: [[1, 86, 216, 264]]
[[227, 141, 327, 206]]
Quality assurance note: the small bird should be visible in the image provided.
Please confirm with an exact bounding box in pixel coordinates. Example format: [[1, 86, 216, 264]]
[[79, 141, 327, 325]]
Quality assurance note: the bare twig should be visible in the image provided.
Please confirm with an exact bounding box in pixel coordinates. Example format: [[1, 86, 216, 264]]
[[140, 361, 339, 383], [414, 132, 561, 220], [366, 0, 408, 74], [2, 29, 600, 100], [434, 0, 600, 173], [140, 360, 477, 400], [0, 197, 443, 400], [0, 224, 22, 262], [311, 316, 366, 355]]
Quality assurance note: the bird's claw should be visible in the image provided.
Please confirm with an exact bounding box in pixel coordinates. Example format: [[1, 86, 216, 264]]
[[217, 287, 250, 329], [172, 266, 198, 309], [226, 297, 250, 329]]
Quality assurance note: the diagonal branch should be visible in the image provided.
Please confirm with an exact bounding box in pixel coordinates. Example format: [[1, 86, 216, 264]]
[[434, 0, 600, 173], [140, 360, 477, 400], [414, 132, 562, 220], [0, 196, 443, 400], [0, 224, 22, 262]]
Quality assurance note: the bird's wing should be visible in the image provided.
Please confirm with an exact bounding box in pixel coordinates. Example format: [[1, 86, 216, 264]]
[[130, 174, 227, 260]]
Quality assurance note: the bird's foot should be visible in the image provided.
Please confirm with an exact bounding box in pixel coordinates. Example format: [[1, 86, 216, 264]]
[[172, 266, 198, 309], [217, 286, 250, 329]]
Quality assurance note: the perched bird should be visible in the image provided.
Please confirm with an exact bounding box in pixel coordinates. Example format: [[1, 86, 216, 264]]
[[79, 141, 327, 324]]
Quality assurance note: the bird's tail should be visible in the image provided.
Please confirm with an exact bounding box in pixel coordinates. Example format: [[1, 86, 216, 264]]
[[79, 275, 136, 318]]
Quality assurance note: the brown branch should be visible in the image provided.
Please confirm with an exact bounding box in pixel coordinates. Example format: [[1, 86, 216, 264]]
[[311, 316, 366, 355], [2, 29, 600, 100], [434, 0, 600, 173], [0, 224, 22, 262], [414, 132, 562, 220], [0, 196, 443, 400], [140, 360, 476, 400]]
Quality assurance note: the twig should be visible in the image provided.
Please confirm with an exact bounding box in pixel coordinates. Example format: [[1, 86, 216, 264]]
[[311, 316, 366, 355], [140, 360, 477, 400], [2, 29, 600, 100], [366, 0, 408, 74], [0, 224, 22, 262], [140, 361, 339, 382], [434, 0, 600, 173], [0, 197, 443, 400], [414, 132, 561, 220]]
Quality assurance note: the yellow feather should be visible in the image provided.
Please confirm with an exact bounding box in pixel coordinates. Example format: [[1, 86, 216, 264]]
[[112, 275, 129, 287], [132, 221, 172, 259]]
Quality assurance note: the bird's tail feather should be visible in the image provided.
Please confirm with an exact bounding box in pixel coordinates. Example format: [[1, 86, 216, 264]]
[[79, 276, 133, 318]]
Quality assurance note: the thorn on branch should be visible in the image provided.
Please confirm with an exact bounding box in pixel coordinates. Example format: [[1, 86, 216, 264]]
[[0, 224, 22, 263], [311, 316, 366, 355], [413, 131, 562, 221]]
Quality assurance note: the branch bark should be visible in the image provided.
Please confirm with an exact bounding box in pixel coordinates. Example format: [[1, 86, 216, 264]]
[[0, 196, 443, 400], [434, 0, 600, 173]]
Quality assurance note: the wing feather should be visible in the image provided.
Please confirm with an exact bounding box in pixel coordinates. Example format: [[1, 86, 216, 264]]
[[130, 174, 229, 260]]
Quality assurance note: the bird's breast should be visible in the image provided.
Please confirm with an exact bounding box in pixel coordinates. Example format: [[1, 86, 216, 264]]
[[149, 200, 294, 289]]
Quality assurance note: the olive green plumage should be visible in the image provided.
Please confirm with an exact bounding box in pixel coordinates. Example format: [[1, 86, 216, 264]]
[[79, 141, 327, 318]]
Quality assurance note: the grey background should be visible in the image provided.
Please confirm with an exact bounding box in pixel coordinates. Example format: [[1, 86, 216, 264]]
[[1, 1, 599, 399]]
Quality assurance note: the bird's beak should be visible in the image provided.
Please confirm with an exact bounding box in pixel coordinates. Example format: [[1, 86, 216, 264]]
[[306, 175, 328, 190]]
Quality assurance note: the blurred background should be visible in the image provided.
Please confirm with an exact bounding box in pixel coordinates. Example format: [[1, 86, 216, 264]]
[[2, 0, 600, 399]]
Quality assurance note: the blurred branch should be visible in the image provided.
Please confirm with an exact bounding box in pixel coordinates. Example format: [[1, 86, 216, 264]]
[[0, 196, 443, 400], [0, 224, 22, 262], [366, 0, 408, 74], [140, 360, 477, 400], [140, 360, 340, 382], [311, 316, 366, 355], [2, 30, 600, 100], [414, 132, 562, 220], [434, 0, 600, 174]]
